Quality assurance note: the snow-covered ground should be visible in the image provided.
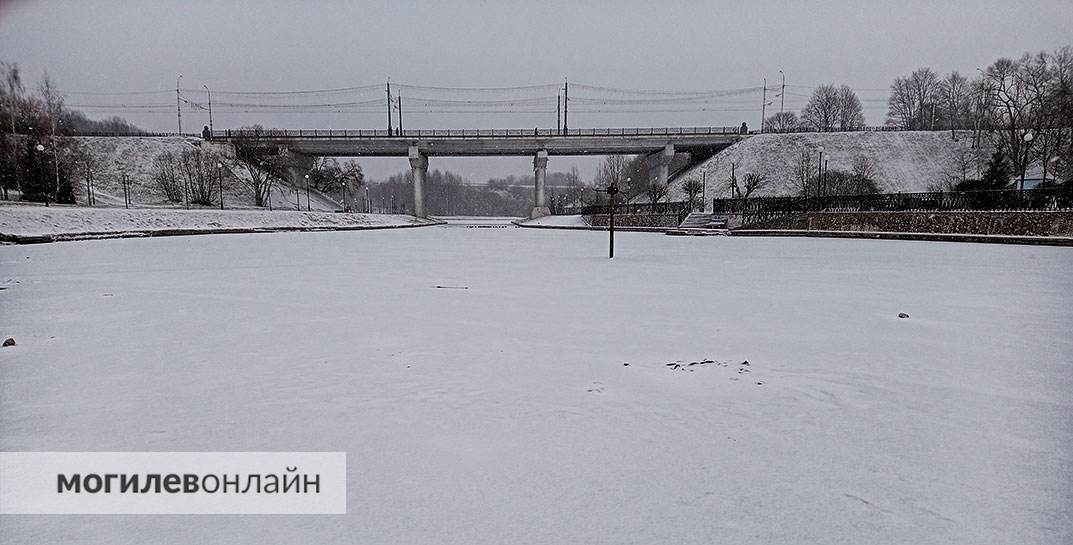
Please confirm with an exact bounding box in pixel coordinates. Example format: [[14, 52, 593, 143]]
[[670, 130, 992, 202], [1, 228, 1071, 544], [0, 205, 435, 240], [68, 137, 343, 211]]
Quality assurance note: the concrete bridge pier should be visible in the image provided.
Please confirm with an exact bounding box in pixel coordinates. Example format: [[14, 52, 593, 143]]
[[651, 142, 674, 188], [408, 146, 428, 217], [531, 149, 550, 219]]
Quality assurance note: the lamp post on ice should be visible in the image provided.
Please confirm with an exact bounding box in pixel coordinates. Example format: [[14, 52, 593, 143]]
[[592, 182, 620, 259]]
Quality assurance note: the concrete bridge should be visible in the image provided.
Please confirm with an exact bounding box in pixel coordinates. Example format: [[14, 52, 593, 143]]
[[209, 127, 746, 218]]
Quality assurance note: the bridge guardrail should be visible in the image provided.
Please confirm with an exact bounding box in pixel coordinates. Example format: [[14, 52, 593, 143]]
[[209, 126, 745, 139]]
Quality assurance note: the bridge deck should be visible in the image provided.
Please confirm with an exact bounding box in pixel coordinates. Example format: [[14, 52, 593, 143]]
[[212, 127, 746, 157]]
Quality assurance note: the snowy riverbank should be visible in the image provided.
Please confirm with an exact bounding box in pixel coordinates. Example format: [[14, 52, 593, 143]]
[[0, 205, 441, 243]]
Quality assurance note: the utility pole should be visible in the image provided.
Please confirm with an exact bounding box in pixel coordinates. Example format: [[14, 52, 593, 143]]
[[562, 78, 569, 132], [203, 84, 213, 132], [760, 78, 767, 134], [397, 95, 403, 134], [386, 78, 394, 134], [557, 95, 561, 134], [779, 70, 786, 115], [176, 75, 183, 134]]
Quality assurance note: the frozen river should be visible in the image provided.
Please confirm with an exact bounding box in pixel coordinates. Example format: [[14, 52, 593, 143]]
[[2, 226, 1071, 544]]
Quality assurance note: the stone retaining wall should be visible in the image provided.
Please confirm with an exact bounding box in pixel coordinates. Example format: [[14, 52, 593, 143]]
[[589, 213, 680, 228], [740, 211, 1073, 237]]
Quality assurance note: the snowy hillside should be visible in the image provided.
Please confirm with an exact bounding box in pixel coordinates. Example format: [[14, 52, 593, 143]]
[[0, 205, 436, 241], [671, 131, 993, 201], [68, 137, 342, 211]]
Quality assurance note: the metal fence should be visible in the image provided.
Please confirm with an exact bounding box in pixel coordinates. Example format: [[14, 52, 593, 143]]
[[712, 187, 1073, 217], [210, 127, 747, 139], [560, 200, 694, 224]]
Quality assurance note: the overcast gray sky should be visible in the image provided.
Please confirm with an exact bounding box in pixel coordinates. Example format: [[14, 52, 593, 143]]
[[1, 0, 1071, 181]]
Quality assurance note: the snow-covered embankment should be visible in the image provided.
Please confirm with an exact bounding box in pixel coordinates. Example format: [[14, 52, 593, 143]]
[[0, 205, 441, 243]]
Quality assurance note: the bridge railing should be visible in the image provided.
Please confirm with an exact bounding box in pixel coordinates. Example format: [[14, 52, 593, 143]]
[[210, 126, 746, 139]]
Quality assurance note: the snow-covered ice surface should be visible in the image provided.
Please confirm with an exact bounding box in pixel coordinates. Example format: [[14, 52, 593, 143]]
[[1, 228, 1071, 544], [0, 205, 435, 239]]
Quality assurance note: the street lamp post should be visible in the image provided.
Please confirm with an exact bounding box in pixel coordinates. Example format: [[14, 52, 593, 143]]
[[606, 183, 619, 258], [176, 75, 183, 134], [34, 143, 47, 206], [591, 183, 620, 258], [625, 176, 631, 214], [216, 162, 224, 209], [1021, 131, 1034, 190], [203, 85, 213, 133], [701, 167, 708, 212], [305, 173, 311, 211], [299, 175, 306, 210]]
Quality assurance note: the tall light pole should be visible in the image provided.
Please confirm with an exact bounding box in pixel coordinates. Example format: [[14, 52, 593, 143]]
[[303, 174, 309, 211], [701, 166, 709, 212], [605, 182, 619, 258], [760, 78, 767, 134], [34, 143, 47, 206], [217, 162, 224, 209], [176, 75, 183, 134], [816, 146, 825, 202], [779, 70, 785, 115], [203, 84, 213, 133], [1021, 131, 1034, 190]]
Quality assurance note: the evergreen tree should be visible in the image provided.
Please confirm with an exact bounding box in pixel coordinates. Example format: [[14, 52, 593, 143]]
[[979, 150, 1011, 190]]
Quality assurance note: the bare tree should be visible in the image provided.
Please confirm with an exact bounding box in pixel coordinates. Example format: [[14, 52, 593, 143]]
[[67, 140, 100, 205], [836, 86, 866, 130], [596, 154, 631, 204], [1, 62, 23, 198], [739, 172, 768, 198], [851, 154, 877, 183], [802, 84, 841, 131], [793, 150, 816, 196], [235, 148, 288, 207], [940, 71, 971, 135], [645, 181, 669, 205], [176, 148, 222, 206], [934, 146, 979, 190], [764, 111, 800, 133], [681, 178, 703, 209], [152, 151, 184, 202], [38, 73, 65, 201], [981, 54, 1050, 183], [887, 67, 941, 129]]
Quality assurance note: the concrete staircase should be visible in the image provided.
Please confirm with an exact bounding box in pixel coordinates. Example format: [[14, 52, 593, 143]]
[[666, 212, 730, 236]]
